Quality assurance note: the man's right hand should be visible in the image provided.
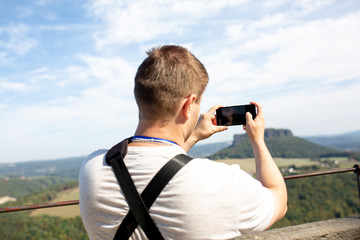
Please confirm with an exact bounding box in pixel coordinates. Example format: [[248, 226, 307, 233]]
[[243, 101, 265, 145], [184, 105, 228, 152]]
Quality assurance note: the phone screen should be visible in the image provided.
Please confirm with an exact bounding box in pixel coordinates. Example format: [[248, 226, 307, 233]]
[[216, 104, 256, 126]]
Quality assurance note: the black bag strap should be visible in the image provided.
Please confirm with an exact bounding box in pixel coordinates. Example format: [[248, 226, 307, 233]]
[[106, 138, 193, 240]]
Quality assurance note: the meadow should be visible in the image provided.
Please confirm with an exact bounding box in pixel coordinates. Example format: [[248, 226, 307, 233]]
[[216, 156, 352, 173], [30, 187, 80, 218], [216, 157, 317, 174]]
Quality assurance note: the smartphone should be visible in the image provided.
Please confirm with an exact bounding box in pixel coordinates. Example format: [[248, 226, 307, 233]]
[[216, 104, 256, 126]]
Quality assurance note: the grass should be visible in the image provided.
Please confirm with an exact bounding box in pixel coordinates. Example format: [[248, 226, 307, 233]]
[[215, 158, 318, 174], [30, 187, 80, 218], [215, 157, 356, 174]]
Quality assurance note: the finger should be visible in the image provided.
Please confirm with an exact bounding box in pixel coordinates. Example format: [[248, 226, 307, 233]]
[[214, 125, 228, 132], [211, 115, 217, 125], [207, 104, 223, 115], [245, 112, 254, 125], [250, 101, 263, 117]]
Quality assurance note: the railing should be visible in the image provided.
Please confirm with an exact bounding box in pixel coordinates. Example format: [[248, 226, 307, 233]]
[[0, 200, 79, 213], [0, 164, 359, 214]]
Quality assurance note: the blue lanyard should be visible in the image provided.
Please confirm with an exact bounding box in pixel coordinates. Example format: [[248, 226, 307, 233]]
[[132, 135, 179, 146]]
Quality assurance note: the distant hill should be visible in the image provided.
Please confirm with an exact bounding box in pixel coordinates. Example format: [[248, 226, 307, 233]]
[[210, 129, 340, 159], [0, 156, 85, 179], [0, 177, 76, 200], [188, 141, 231, 158], [304, 130, 360, 152]]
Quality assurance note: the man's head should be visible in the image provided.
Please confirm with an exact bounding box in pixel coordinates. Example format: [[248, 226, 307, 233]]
[[134, 45, 209, 121]]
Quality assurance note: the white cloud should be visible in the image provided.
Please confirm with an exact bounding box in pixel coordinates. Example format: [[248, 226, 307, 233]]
[[0, 24, 37, 56], [86, 0, 249, 47], [0, 80, 138, 162], [261, 13, 360, 84], [263, 0, 288, 9], [0, 104, 7, 111], [30, 67, 49, 74], [0, 80, 29, 91], [57, 66, 90, 87], [264, 81, 360, 136], [207, 12, 360, 94], [8, 67, 56, 88], [79, 55, 135, 87], [294, 0, 335, 14], [263, 0, 335, 14], [0, 53, 140, 161], [255, 14, 286, 29], [225, 24, 246, 41], [55, 55, 136, 94]]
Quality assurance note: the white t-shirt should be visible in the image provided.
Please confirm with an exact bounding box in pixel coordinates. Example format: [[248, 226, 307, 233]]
[[79, 145, 274, 240]]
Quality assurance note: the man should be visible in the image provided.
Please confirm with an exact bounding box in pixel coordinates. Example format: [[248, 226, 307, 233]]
[[79, 45, 287, 240]]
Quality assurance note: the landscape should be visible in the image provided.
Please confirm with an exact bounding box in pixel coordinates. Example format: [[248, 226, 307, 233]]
[[0, 128, 359, 239]]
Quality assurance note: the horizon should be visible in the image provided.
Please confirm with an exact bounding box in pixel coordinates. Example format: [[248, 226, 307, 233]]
[[1, 1, 359, 163], [1, 127, 359, 165]]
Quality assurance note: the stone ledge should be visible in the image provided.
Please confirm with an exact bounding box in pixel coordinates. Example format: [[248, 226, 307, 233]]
[[236, 215, 360, 240]]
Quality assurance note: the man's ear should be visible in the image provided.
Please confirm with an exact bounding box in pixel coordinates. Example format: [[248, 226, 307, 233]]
[[182, 94, 197, 119]]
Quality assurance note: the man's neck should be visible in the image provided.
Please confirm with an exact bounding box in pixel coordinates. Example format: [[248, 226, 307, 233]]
[[133, 119, 187, 148]]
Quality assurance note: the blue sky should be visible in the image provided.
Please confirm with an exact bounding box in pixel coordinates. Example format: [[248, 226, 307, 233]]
[[1, 0, 359, 163]]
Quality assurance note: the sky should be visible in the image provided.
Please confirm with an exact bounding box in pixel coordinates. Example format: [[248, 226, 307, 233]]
[[0, 0, 359, 163]]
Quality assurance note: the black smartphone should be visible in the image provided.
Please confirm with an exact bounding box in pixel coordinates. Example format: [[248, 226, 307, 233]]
[[216, 104, 256, 126]]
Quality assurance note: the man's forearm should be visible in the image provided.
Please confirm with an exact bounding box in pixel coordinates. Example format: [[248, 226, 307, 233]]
[[252, 141, 282, 186], [183, 133, 198, 152], [252, 140, 287, 222]]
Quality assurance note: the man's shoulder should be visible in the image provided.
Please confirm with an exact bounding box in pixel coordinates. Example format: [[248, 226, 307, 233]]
[[86, 149, 108, 161], [80, 149, 108, 171]]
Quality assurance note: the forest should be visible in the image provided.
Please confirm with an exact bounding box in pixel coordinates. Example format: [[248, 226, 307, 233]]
[[0, 180, 87, 240], [273, 168, 360, 228]]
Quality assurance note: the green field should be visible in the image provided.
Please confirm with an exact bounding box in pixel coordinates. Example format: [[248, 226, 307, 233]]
[[215, 157, 354, 174], [30, 187, 80, 218], [215, 158, 319, 174]]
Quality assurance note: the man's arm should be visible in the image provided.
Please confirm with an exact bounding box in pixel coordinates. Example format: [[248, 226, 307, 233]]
[[244, 102, 288, 228], [184, 105, 228, 152]]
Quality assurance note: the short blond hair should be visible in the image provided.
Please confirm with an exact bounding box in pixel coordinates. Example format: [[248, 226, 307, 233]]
[[134, 45, 209, 119]]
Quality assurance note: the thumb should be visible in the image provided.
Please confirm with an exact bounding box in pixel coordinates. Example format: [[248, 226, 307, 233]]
[[214, 125, 228, 133]]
